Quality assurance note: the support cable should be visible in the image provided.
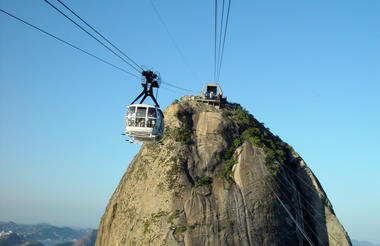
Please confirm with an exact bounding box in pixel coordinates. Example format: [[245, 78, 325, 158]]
[[48, 0, 199, 94], [261, 177, 315, 246], [216, 0, 225, 82], [0, 8, 139, 79], [214, 0, 217, 81], [276, 169, 330, 220], [281, 162, 329, 199], [268, 175, 327, 246], [160, 85, 186, 95], [161, 80, 198, 93], [274, 167, 342, 245], [43, 0, 142, 73], [55, 0, 143, 72], [0, 8, 200, 96], [149, 0, 199, 81], [216, 0, 231, 82]]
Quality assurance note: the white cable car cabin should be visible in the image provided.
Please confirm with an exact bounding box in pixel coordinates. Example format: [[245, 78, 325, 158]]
[[125, 70, 164, 143], [125, 104, 164, 142]]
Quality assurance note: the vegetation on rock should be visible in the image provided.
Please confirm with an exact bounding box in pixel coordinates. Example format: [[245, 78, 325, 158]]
[[173, 109, 193, 145], [223, 105, 294, 176], [195, 176, 212, 187]]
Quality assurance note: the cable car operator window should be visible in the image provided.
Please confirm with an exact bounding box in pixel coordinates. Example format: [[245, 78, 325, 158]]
[[135, 107, 147, 127], [136, 107, 146, 117]]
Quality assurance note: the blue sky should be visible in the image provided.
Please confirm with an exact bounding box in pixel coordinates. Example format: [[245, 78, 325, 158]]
[[0, 0, 379, 243]]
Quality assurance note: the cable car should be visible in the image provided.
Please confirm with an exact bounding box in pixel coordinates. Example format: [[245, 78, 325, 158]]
[[125, 104, 164, 143], [124, 70, 164, 143]]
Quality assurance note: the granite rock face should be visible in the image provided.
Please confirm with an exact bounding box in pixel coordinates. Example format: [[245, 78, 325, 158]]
[[96, 97, 351, 246]]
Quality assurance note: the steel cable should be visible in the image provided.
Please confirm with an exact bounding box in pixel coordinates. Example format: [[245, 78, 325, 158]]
[[268, 175, 327, 246], [214, 0, 218, 81], [216, 0, 225, 82], [0, 8, 139, 79], [274, 169, 342, 245], [261, 177, 316, 246], [149, 0, 200, 82], [55, 0, 143, 72], [43, 0, 142, 74], [161, 81, 198, 93], [216, 0, 231, 82]]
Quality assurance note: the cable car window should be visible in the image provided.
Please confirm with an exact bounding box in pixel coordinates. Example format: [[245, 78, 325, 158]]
[[136, 118, 146, 127], [136, 107, 147, 117], [147, 119, 156, 128], [148, 108, 157, 118], [127, 106, 136, 116], [128, 118, 135, 126]]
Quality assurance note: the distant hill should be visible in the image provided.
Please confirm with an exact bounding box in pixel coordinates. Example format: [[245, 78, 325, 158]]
[[54, 230, 97, 246], [54, 242, 74, 246], [73, 230, 96, 246], [352, 239, 380, 246], [0, 231, 43, 246], [0, 221, 93, 246]]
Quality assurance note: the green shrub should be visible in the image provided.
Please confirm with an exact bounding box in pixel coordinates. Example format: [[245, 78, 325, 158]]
[[174, 126, 192, 145], [223, 110, 232, 117], [223, 104, 295, 176], [195, 176, 213, 188], [222, 159, 235, 183], [248, 136, 261, 146], [173, 99, 180, 104], [174, 110, 193, 145]]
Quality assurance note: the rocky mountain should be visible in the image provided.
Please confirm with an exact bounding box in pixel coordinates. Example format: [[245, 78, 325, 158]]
[[96, 97, 352, 245]]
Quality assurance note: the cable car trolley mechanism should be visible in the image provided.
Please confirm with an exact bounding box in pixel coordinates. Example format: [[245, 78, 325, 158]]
[[124, 70, 164, 143]]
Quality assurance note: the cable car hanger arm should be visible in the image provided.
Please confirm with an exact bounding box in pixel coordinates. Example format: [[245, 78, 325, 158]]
[[131, 70, 160, 107]]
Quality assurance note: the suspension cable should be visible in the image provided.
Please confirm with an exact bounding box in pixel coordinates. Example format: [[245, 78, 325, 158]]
[[54, 0, 143, 72], [161, 80, 198, 93], [217, 0, 231, 82], [48, 0, 200, 94], [273, 170, 342, 245], [149, 0, 199, 82], [281, 161, 329, 200], [216, 0, 225, 81], [269, 175, 328, 245], [1, 7, 202, 96], [0, 8, 139, 79], [214, 0, 217, 82], [160, 85, 186, 95], [43, 0, 142, 73], [261, 177, 315, 246]]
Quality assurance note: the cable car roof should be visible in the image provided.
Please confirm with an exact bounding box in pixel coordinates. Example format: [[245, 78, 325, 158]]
[[127, 103, 161, 109]]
